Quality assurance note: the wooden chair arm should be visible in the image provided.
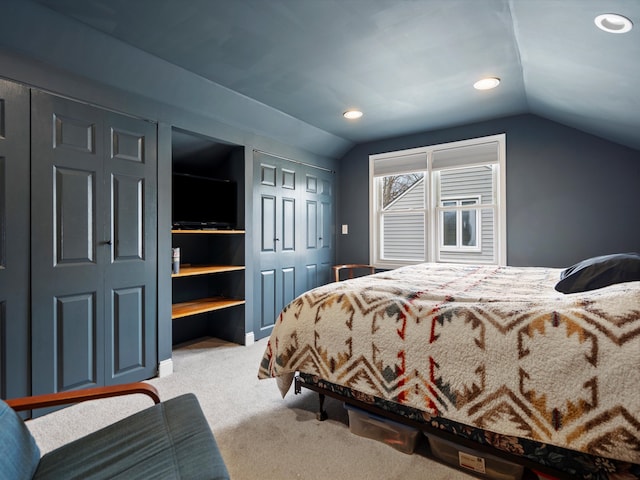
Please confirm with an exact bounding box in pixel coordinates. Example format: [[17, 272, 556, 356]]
[[6, 382, 160, 412], [333, 264, 376, 282]]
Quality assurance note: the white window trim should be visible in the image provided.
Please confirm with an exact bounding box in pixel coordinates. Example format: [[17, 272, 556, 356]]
[[369, 134, 506, 269], [438, 196, 482, 253]]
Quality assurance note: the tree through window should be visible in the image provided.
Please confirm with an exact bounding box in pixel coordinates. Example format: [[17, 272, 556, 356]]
[[382, 173, 422, 208]]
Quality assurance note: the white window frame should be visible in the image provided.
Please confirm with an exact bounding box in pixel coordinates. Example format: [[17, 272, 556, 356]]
[[369, 134, 506, 269], [438, 196, 481, 252]]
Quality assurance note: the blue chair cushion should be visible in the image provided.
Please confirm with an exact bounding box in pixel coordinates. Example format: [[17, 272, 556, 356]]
[[0, 399, 41, 479], [33, 393, 229, 480]]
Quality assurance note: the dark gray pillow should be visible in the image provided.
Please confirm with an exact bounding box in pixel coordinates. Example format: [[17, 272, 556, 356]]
[[555, 252, 640, 293]]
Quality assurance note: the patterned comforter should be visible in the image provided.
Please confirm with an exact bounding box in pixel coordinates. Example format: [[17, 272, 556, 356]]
[[258, 263, 640, 464]]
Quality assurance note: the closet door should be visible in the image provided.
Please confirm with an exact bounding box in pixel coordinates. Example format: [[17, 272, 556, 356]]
[[30, 92, 157, 397], [301, 169, 334, 291], [253, 151, 335, 340], [0, 79, 30, 399], [103, 111, 157, 385], [255, 154, 300, 340]]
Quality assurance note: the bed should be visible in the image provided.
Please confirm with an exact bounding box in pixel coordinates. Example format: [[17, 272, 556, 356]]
[[258, 259, 640, 479]]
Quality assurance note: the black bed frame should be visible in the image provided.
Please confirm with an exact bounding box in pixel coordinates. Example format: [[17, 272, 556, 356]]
[[294, 375, 580, 480]]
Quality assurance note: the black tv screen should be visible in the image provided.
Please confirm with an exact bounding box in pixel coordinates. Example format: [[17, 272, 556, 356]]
[[172, 173, 237, 229]]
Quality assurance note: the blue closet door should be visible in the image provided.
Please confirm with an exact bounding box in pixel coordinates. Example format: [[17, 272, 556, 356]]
[[253, 151, 334, 340], [30, 91, 157, 406]]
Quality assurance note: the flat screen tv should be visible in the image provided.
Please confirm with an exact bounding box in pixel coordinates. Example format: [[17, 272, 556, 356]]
[[172, 173, 237, 229]]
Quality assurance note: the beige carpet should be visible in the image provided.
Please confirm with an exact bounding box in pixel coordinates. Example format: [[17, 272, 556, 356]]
[[26, 337, 476, 480]]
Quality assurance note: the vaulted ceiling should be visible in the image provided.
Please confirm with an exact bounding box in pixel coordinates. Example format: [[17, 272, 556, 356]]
[[31, 0, 640, 152]]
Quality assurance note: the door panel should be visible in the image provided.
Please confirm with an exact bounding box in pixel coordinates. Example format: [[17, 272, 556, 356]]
[[282, 197, 295, 251], [55, 293, 98, 391], [112, 174, 143, 260], [306, 174, 317, 193], [260, 269, 276, 331], [282, 169, 295, 189], [103, 111, 157, 385], [261, 195, 276, 252], [305, 264, 317, 293], [112, 286, 144, 377], [306, 200, 318, 249], [54, 167, 96, 264], [31, 93, 105, 396], [0, 80, 30, 399], [111, 127, 145, 163], [303, 169, 334, 289], [320, 201, 332, 250], [54, 114, 96, 152], [281, 267, 296, 308]]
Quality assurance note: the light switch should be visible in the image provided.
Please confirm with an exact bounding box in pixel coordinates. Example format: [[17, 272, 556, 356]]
[[341, 224, 348, 234]]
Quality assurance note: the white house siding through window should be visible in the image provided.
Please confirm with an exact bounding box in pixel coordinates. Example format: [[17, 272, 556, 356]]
[[437, 165, 495, 264], [370, 134, 506, 268]]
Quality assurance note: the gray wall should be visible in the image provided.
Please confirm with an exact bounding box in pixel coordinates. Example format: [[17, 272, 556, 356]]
[[337, 114, 640, 268]]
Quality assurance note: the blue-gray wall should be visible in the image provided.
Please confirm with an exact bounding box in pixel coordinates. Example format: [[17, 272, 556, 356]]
[[337, 114, 640, 268], [0, 0, 341, 362]]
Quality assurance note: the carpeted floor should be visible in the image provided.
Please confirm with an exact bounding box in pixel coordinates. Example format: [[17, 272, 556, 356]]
[[26, 336, 477, 480]]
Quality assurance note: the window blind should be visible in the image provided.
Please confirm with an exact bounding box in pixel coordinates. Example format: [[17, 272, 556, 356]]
[[432, 141, 498, 170], [372, 152, 427, 177]]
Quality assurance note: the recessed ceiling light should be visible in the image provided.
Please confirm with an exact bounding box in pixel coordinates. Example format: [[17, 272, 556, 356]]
[[473, 77, 500, 90], [595, 13, 633, 33], [343, 109, 363, 120]]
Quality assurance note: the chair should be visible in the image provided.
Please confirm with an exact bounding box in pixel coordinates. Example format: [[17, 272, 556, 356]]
[[1, 382, 230, 480], [332, 264, 376, 282]]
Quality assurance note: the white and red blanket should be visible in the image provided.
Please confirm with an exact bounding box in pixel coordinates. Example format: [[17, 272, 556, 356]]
[[259, 263, 640, 463]]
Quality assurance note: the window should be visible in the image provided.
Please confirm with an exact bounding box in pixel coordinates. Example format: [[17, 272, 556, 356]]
[[439, 196, 480, 250], [370, 134, 506, 268]]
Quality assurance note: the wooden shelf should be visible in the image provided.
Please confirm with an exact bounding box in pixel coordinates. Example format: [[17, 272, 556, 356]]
[[171, 228, 246, 323], [172, 229, 245, 234], [171, 297, 246, 320], [172, 265, 245, 278]]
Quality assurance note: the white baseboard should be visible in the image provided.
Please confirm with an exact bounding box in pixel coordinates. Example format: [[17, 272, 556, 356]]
[[244, 331, 255, 346], [157, 358, 174, 377]]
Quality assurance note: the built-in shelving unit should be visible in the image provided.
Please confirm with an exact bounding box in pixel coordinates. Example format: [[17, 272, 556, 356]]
[[170, 128, 246, 346], [171, 229, 245, 321]]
